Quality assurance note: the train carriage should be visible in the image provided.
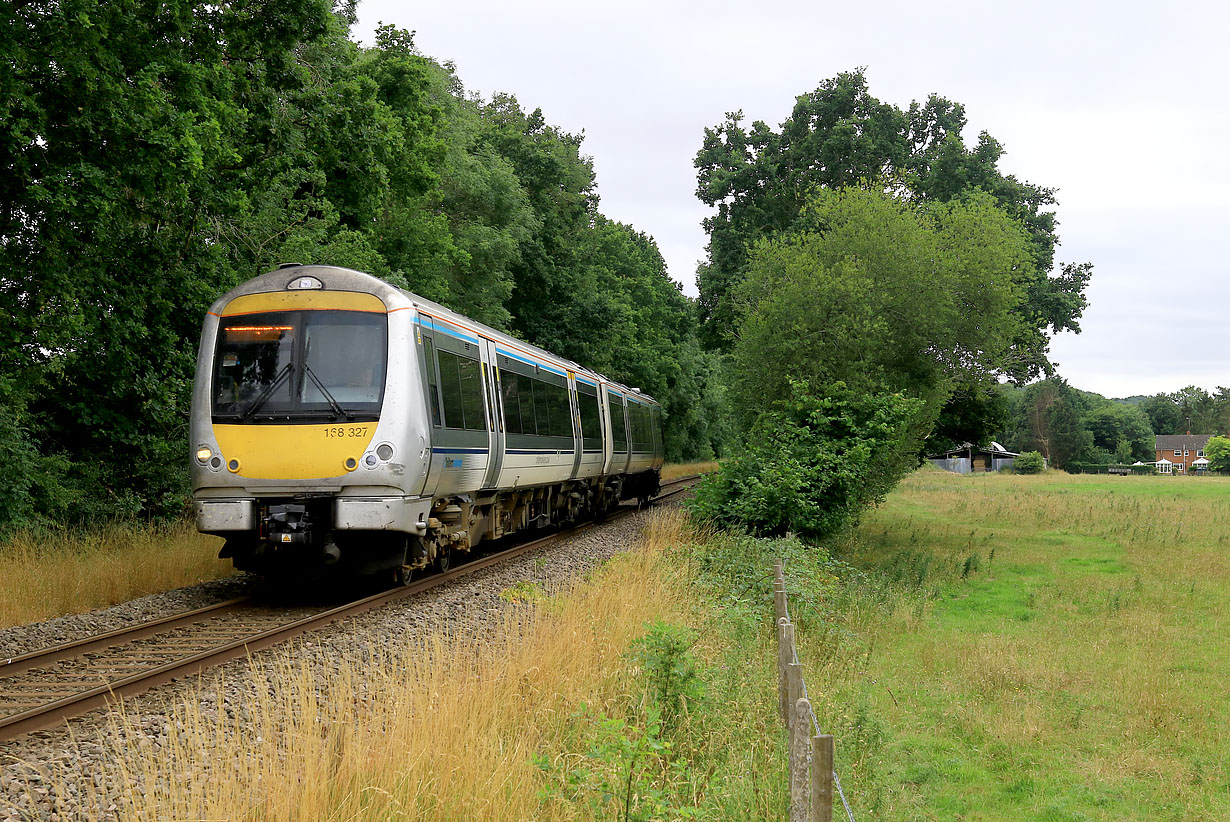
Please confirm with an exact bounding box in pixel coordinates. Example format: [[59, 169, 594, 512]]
[[191, 264, 663, 580]]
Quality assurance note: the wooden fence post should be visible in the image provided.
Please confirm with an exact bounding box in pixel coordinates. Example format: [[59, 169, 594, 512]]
[[811, 734, 834, 822], [777, 618, 793, 724], [774, 559, 787, 623], [790, 697, 813, 822], [786, 662, 802, 733]]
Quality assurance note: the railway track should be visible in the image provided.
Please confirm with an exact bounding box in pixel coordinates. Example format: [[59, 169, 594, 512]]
[[0, 476, 697, 742]]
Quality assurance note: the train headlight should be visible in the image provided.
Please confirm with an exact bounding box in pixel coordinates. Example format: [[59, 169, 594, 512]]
[[363, 453, 378, 468], [196, 446, 213, 463], [344, 456, 358, 472]]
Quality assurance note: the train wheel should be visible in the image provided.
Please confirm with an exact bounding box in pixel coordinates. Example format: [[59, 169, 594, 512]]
[[435, 545, 453, 573], [394, 565, 414, 587]]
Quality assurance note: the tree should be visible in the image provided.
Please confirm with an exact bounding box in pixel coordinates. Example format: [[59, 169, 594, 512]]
[[1083, 402, 1154, 462], [694, 69, 1091, 384], [708, 186, 1033, 535], [730, 187, 1030, 431], [1204, 436, 1230, 472], [1140, 393, 1183, 437]]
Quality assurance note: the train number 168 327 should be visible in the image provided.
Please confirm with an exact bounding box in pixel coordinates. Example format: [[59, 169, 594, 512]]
[[324, 426, 369, 439]]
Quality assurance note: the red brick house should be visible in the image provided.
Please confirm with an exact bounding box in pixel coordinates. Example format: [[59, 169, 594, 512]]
[[1154, 434, 1213, 474]]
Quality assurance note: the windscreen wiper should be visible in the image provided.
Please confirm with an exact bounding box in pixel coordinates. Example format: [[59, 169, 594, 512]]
[[239, 363, 293, 421], [302, 363, 352, 420]]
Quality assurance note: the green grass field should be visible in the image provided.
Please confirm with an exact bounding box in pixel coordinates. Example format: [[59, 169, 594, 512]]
[[807, 468, 1230, 820]]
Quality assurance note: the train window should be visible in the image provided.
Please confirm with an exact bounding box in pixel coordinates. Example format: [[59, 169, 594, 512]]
[[630, 403, 653, 452], [422, 336, 441, 426], [548, 383, 571, 437], [501, 374, 522, 434], [578, 382, 601, 448], [437, 350, 485, 431], [517, 374, 537, 434], [609, 392, 628, 452], [533, 376, 552, 437], [458, 356, 485, 431], [212, 310, 386, 421]]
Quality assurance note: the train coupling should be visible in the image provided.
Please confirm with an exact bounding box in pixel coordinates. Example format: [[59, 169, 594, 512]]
[[266, 503, 314, 546]]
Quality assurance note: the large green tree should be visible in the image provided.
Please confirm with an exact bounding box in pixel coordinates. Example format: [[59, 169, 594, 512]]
[[1, 0, 340, 521], [694, 69, 1091, 386], [698, 186, 1035, 536], [731, 187, 1031, 429]]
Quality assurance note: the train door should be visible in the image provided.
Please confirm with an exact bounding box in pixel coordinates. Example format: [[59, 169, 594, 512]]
[[481, 337, 504, 489], [608, 389, 630, 475], [417, 327, 442, 494], [568, 372, 583, 477]]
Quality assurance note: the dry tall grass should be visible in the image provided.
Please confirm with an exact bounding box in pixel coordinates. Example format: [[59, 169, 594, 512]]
[[0, 521, 232, 628], [88, 509, 696, 820], [661, 460, 719, 480]]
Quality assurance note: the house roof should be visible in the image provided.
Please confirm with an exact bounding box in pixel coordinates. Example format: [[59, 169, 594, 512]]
[[928, 443, 1021, 459], [1155, 434, 1215, 451]]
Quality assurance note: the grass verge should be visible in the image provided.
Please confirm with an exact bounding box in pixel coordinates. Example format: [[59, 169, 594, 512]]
[[0, 521, 232, 629], [49, 508, 785, 819], [661, 460, 720, 481]]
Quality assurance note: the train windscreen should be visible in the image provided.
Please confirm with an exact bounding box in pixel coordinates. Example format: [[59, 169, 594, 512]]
[[211, 310, 387, 421]]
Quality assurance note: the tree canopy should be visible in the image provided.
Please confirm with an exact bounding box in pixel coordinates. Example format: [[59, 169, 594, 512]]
[[0, 2, 725, 530], [694, 69, 1091, 385]]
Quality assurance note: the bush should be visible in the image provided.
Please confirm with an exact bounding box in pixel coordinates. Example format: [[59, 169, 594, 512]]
[[686, 380, 924, 539], [1014, 451, 1046, 474]]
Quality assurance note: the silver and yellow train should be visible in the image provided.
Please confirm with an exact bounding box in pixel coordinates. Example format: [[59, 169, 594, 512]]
[[190, 264, 664, 580]]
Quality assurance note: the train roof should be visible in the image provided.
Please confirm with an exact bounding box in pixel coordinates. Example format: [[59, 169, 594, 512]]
[[220, 265, 660, 406]]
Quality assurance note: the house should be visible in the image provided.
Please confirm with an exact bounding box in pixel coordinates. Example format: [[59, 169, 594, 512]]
[[1154, 434, 1213, 474], [928, 442, 1021, 474]]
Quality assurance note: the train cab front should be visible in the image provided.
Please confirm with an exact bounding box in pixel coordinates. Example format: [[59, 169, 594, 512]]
[[190, 270, 431, 579]]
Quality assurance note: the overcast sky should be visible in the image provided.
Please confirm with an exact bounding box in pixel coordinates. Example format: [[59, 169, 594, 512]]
[[353, 0, 1229, 399]]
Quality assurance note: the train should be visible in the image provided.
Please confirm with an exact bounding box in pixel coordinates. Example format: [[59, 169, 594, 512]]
[[190, 264, 664, 581]]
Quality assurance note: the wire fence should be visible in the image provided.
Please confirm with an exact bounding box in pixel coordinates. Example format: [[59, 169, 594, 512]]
[[774, 559, 855, 822]]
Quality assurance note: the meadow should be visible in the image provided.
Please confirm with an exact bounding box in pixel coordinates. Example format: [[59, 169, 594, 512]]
[[802, 468, 1230, 820]]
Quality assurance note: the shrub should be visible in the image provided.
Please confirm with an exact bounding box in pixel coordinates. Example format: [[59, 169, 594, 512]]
[[686, 380, 924, 539], [1014, 451, 1046, 474]]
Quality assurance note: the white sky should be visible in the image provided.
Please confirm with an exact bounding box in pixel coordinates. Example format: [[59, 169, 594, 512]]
[[353, 0, 1230, 399]]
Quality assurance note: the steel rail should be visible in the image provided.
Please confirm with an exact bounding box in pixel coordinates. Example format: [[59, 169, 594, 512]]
[[0, 476, 697, 741]]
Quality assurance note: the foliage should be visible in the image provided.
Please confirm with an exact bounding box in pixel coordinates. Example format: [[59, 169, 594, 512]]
[[731, 187, 1030, 426], [1, 5, 726, 526], [627, 622, 705, 733], [704, 186, 1030, 534], [537, 620, 707, 821], [694, 69, 1091, 386], [1204, 436, 1230, 472], [687, 380, 924, 539], [998, 379, 1094, 470], [1082, 401, 1154, 462], [1012, 450, 1045, 474], [1138, 386, 1230, 436]]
